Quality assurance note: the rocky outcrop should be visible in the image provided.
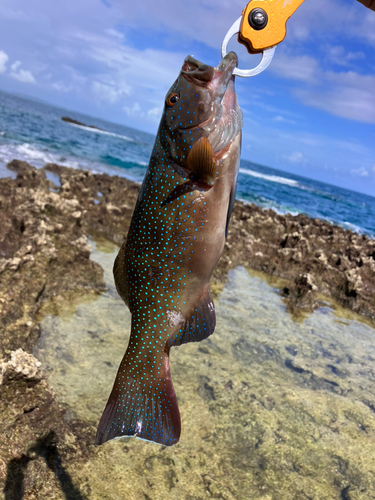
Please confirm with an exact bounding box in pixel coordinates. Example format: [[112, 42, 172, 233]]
[[0, 349, 41, 386], [0, 161, 105, 497], [61, 116, 103, 130], [43, 161, 375, 321], [0, 160, 106, 357], [3, 160, 373, 326], [219, 203, 375, 321]]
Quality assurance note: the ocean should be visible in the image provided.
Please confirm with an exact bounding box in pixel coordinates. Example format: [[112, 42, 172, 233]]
[[1, 90, 374, 237]]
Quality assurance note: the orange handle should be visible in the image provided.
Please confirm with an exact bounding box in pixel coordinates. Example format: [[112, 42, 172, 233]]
[[238, 0, 306, 53]]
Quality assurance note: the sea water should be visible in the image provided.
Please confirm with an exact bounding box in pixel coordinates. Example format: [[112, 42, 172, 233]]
[[33, 241, 375, 499], [1, 90, 375, 237]]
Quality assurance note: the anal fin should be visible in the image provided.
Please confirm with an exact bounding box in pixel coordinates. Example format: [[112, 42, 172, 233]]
[[170, 286, 216, 346]]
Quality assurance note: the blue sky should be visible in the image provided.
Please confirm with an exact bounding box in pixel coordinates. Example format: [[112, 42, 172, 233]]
[[0, 0, 374, 195]]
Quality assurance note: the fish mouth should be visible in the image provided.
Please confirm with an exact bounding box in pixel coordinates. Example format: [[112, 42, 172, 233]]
[[212, 51, 238, 95], [181, 53, 242, 154], [182, 52, 237, 88], [206, 53, 242, 154]]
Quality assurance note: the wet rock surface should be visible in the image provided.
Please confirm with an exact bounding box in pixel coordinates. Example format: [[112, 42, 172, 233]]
[[0, 161, 104, 499], [221, 203, 375, 322], [1, 160, 375, 499]]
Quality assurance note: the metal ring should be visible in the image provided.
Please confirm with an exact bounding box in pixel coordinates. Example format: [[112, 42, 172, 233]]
[[221, 16, 276, 78]]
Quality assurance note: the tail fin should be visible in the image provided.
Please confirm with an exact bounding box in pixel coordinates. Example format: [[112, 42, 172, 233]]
[[95, 351, 181, 447]]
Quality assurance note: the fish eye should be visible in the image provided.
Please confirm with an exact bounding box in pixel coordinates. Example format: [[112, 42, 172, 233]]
[[166, 93, 180, 107]]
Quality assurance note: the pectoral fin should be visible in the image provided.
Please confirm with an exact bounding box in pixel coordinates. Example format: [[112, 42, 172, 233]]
[[186, 137, 216, 189]]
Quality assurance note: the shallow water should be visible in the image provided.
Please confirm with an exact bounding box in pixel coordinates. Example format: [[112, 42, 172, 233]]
[[34, 241, 375, 499]]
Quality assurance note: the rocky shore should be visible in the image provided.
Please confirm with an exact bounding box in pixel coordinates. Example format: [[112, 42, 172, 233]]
[[1, 160, 375, 499]]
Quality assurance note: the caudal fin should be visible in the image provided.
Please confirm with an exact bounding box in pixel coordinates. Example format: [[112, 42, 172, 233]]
[[95, 351, 180, 447]]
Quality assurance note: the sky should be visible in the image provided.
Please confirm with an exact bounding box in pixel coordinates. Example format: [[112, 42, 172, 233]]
[[0, 0, 374, 196]]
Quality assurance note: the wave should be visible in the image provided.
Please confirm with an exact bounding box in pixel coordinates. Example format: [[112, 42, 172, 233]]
[[239, 168, 301, 188], [5, 143, 83, 169], [243, 200, 300, 217], [239, 168, 346, 204], [337, 220, 366, 234], [0, 141, 146, 184], [67, 123, 136, 142], [240, 192, 373, 236]]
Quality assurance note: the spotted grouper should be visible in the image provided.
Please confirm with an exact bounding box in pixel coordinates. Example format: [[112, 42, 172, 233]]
[[96, 52, 243, 447]]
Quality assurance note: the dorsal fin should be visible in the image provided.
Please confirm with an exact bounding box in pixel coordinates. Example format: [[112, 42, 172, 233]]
[[186, 137, 216, 188]]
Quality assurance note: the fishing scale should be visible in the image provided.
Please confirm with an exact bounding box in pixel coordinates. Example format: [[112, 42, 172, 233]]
[[222, 0, 305, 77]]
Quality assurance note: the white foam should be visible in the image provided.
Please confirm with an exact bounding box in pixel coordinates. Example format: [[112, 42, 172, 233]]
[[0, 142, 87, 171], [270, 206, 300, 217], [339, 221, 364, 234], [67, 122, 135, 142], [238, 195, 301, 217], [0, 141, 145, 184], [239, 168, 300, 188], [16, 143, 61, 164]]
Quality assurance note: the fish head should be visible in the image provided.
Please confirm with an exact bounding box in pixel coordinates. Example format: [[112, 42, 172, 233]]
[[159, 52, 243, 168]]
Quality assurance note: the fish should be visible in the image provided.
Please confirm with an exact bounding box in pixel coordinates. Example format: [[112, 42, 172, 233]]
[[96, 51, 243, 447]]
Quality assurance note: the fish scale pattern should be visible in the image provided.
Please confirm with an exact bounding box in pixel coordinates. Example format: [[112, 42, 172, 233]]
[[98, 151, 212, 445], [96, 53, 241, 446]]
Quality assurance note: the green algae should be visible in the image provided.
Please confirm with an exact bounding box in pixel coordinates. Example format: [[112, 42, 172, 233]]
[[33, 242, 375, 500]]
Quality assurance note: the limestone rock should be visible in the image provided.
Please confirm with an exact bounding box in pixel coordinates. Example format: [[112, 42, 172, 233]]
[[0, 349, 42, 385]]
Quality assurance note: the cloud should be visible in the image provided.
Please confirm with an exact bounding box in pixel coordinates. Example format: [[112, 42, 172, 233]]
[[58, 29, 187, 126], [12, 69, 36, 83], [108, 0, 246, 50], [10, 61, 21, 72], [324, 45, 365, 66], [91, 79, 130, 104], [74, 30, 184, 91], [52, 81, 73, 92], [269, 53, 320, 84], [109, 0, 375, 53], [0, 50, 8, 74], [299, 137, 319, 147], [105, 28, 124, 40], [147, 106, 163, 123], [270, 48, 375, 124], [0, 4, 24, 20], [123, 102, 142, 117], [273, 115, 296, 125], [287, 152, 307, 164], [284, 0, 375, 47], [350, 167, 369, 177], [10, 60, 36, 83], [294, 82, 375, 124]]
